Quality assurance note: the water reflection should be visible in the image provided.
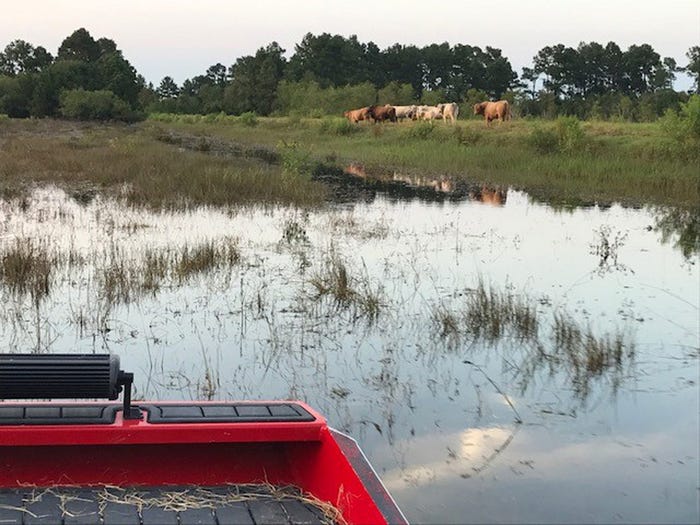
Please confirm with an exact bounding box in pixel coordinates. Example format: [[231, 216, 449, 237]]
[[0, 186, 697, 524], [654, 206, 700, 259], [319, 163, 510, 206]]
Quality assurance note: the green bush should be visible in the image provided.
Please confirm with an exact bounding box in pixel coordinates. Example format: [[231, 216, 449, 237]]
[[237, 111, 258, 127], [660, 95, 700, 143], [405, 121, 435, 140], [278, 141, 313, 176], [453, 125, 480, 146], [683, 95, 700, 139], [528, 126, 559, 154], [556, 116, 585, 152], [528, 117, 586, 154], [59, 89, 142, 122]]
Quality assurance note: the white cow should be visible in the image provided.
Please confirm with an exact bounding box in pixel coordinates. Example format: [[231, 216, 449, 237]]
[[437, 103, 459, 124], [417, 105, 442, 121], [392, 105, 418, 121]]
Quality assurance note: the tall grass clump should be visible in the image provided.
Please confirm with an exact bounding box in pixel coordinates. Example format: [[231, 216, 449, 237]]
[[309, 255, 382, 322], [318, 117, 360, 136], [99, 240, 242, 306], [464, 281, 539, 342], [175, 240, 240, 282], [237, 111, 258, 127], [552, 312, 634, 398], [0, 238, 53, 303], [528, 116, 586, 154], [405, 121, 435, 140]]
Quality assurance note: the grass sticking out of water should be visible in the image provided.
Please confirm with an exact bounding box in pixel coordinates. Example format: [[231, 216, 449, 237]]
[[97, 240, 242, 307], [432, 280, 636, 403], [0, 238, 53, 303], [464, 281, 539, 342], [175, 240, 241, 283], [309, 255, 382, 322], [552, 312, 634, 399]]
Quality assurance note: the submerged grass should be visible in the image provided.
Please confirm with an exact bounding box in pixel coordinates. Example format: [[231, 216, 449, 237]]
[[551, 312, 634, 399]]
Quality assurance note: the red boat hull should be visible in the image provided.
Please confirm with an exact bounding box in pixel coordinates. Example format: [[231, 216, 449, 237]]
[[0, 401, 407, 525]]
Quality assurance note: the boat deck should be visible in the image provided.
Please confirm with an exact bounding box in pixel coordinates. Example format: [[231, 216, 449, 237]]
[[0, 485, 337, 525]]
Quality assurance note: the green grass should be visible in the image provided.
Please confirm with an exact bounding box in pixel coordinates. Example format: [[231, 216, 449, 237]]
[[0, 119, 326, 208], [1, 116, 698, 209], [146, 115, 699, 208]]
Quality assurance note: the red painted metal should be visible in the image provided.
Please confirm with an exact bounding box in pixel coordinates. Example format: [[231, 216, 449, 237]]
[[0, 401, 408, 525]]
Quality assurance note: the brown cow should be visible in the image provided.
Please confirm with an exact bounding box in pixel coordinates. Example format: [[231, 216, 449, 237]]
[[473, 100, 511, 125], [344, 106, 371, 123], [368, 104, 397, 123], [478, 185, 507, 206]]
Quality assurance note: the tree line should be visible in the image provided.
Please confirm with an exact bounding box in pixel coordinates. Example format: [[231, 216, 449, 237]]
[[1, 28, 698, 121]]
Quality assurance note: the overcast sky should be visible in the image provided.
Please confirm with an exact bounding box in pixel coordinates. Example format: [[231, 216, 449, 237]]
[[3, 0, 699, 89]]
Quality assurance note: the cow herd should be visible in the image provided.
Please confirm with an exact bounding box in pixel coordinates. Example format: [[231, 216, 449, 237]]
[[343, 100, 511, 126]]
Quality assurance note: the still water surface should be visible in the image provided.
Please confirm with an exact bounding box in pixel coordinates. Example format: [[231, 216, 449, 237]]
[[0, 183, 697, 524]]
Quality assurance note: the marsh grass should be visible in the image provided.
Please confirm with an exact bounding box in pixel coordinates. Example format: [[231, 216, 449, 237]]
[[551, 312, 634, 398], [3, 117, 698, 208], [309, 255, 382, 322], [175, 240, 241, 283], [589, 225, 630, 274], [0, 238, 54, 303], [464, 281, 539, 342], [98, 240, 241, 306], [433, 280, 636, 402]]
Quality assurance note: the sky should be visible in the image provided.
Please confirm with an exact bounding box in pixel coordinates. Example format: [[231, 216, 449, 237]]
[[2, 0, 699, 89]]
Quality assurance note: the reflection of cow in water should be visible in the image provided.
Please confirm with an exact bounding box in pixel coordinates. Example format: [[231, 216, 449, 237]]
[[473, 185, 507, 206]]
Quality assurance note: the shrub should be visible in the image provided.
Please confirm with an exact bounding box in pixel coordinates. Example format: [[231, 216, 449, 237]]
[[237, 111, 258, 127], [453, 125, 480, 146], [555, 116, 585, 152], [278, 141, 313, 176], [660, 95, 700, 143], [683, 95, 700, 139], [59, 89, 143, 122], [528, 117, 586, 154], [406, 121, 435, 140], [528, 126, 559, 154]]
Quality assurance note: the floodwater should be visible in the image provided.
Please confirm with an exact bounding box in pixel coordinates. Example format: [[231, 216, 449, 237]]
[[0, 175, 698, 524]]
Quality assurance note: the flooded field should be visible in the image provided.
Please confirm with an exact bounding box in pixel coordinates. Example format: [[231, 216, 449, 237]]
[[0, 177, 697, 524]]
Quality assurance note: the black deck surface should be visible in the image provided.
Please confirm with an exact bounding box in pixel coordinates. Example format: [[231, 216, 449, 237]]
[[0, 485, 335, 525]]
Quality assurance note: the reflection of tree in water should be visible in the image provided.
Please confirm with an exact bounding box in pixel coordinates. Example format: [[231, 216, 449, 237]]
[[654, 206, 699, 259]]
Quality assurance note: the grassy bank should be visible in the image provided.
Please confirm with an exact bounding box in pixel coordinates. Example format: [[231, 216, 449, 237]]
[[0, 119, 326, 208], [1, 116, 698, 209], [149, 113, 699, 208]]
